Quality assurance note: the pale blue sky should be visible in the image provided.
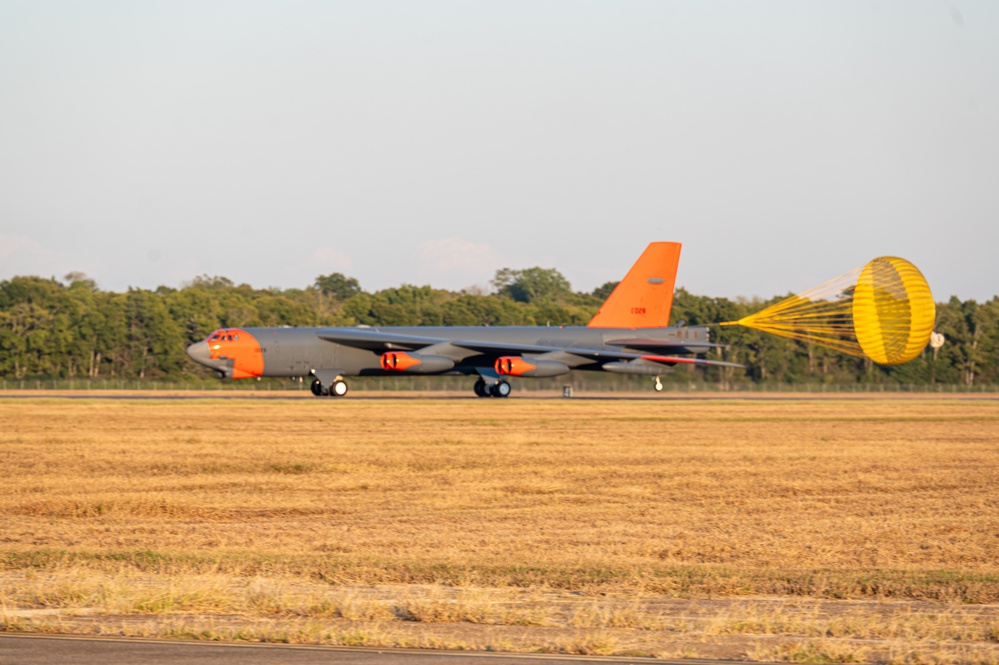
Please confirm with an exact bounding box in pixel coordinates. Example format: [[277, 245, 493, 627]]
[[1, 1, 996, 301]]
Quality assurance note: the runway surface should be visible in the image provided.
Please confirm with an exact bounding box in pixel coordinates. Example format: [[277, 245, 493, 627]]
[[0, 391, 994, 401], [0, 634, 755, 665]]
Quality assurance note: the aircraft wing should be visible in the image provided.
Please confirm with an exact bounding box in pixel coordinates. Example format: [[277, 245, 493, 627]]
[[450, 340, 743, 369], [317, 329, 446, 352], [318, 329, 743, 369]]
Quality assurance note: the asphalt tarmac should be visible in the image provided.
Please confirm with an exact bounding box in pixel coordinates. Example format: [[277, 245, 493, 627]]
[[0, 392, 993, 401], [0, 634, 751, 665]]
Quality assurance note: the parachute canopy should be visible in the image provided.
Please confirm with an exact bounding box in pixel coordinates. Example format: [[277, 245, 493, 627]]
[[722, 257, 935, 365]]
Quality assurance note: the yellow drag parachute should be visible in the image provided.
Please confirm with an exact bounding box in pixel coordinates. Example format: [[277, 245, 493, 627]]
[[722, 257, 935, 365]]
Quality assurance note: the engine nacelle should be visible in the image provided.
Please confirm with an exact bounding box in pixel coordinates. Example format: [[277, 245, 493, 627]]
[[380, 352, 455, 374], [494, 356, 569, 378]]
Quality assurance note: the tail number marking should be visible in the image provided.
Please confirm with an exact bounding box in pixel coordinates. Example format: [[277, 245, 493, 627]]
[[631, 307, 646, 315]]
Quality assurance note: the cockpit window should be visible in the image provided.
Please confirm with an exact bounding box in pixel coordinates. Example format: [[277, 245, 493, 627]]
[[208, 330, 242, 343]]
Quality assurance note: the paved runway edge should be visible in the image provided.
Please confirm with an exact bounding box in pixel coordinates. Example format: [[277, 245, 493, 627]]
[[0, 633, 768, 665], [0, 390, 995, 401]]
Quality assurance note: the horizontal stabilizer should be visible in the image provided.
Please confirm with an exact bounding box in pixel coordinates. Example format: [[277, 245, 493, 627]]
[[641, 355, 743, 368], [604, 337, 726, 348]]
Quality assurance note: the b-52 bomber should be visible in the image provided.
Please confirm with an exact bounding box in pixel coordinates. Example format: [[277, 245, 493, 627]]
[[186, 242, 741, 397]]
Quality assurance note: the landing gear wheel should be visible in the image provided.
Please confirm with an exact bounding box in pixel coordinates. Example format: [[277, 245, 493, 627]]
[[330, 380, 348, 397], [473, 379, 489, 397], [310, 379, 324, 396], [653, 377, 664, 393], [490, 380, 512, 398]]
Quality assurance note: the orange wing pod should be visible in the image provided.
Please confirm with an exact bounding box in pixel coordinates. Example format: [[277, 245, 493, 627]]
[[495, 356, 538, 377], [380, 351, 423, 372]]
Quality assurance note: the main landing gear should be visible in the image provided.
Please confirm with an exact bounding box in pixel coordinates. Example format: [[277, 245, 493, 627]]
[[311, 378, 348, 397], [474, 378, 511, 398]]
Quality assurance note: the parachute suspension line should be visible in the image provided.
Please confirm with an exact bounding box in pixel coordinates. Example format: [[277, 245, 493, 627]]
[[721, 257, 935, 365], [720, 266, 865, 357]]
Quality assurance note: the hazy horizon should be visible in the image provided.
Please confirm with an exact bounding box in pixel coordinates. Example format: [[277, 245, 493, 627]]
[[2, 2, 996, 302]]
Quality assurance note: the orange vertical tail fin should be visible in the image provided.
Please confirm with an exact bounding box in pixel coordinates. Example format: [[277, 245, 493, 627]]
[[587, 242, 682, 329]]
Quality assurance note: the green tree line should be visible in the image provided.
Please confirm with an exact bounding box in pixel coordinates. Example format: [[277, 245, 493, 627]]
[[0, 269, 996, 386]]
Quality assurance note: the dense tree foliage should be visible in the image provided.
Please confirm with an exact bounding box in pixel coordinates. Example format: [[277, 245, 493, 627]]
[[0, 270, 995, 386]]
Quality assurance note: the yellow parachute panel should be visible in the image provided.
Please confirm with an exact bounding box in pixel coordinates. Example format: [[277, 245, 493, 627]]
[[723, 257, 935, 365], [853, 257, 935, 364]]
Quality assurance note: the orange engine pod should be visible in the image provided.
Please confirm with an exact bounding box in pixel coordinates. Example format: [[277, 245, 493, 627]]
[[379, 352, 455, 374], [494, 356, 569, 378]]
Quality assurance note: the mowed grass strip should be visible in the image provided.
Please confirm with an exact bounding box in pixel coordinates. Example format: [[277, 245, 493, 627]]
[[1, 398, 998, 602]]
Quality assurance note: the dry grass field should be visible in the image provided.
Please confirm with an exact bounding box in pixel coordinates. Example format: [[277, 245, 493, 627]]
[[1, 395, 998, 663]]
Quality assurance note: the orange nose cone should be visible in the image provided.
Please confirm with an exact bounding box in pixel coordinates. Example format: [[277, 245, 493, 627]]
[[207, 329, 264, 378]]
